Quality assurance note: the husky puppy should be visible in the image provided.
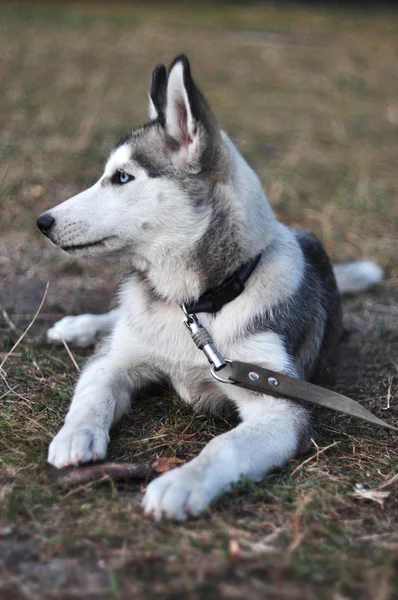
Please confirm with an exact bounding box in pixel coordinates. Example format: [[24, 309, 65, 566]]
[[37, 56, 382, 520]]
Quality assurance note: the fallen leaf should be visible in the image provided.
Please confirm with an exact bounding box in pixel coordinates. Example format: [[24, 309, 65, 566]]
[[152, 457, 186, 474], [229, 538, 240, 557], [351, 489, 390, 507], [30, 184, 45, 198]]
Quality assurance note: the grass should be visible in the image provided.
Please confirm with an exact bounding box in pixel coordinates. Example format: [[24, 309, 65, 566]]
[[1, 1, 398, 598]]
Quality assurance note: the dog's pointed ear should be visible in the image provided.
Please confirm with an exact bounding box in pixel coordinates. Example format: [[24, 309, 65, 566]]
[[165, 55, 220, 171], [149, 64, 167, 122]]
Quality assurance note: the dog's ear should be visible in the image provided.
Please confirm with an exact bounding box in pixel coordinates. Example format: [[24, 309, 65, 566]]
[[165, 55, 220, 171], [149, 64, 167, 122]]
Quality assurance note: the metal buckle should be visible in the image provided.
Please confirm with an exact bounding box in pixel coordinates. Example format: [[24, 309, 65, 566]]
[[181, 303, 226, 371], [181, 302, 193, 323], [210, 359, 234, 384]]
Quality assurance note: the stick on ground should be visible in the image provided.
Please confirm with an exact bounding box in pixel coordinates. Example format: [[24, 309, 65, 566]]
[[51, 462, 155, 484]]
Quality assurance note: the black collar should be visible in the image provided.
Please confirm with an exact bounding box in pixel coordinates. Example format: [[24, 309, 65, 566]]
[[183, 253, 262, 315]]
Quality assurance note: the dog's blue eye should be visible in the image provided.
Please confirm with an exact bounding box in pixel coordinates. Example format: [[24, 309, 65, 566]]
[[113, 171, 134, 185], [119, 172, 130, 184]]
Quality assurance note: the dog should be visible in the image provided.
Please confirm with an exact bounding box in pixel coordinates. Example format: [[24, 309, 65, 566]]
[[37, 55, 382, 520]]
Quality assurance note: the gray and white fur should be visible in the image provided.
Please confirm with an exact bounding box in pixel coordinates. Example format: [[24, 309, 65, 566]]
[[37, 56, 383, 520]]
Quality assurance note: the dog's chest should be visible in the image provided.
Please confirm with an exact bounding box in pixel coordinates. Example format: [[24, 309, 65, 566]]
[[121, 283, 212, 373]]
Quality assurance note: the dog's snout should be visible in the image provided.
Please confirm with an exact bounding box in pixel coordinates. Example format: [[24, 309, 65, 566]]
[[37, 213, 55, 235]]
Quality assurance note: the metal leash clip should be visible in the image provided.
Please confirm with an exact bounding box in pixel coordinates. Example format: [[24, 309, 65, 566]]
[[181, 304, 233, 383]]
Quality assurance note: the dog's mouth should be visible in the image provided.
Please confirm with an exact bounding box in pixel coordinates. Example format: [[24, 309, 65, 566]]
[[60, 236, 117, 253]]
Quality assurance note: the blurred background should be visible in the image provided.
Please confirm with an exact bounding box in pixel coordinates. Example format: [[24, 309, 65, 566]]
[[1, 0, 397, 320]]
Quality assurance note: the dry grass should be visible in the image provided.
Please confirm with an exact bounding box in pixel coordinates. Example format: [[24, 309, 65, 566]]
[[1, 2, 398, 598]]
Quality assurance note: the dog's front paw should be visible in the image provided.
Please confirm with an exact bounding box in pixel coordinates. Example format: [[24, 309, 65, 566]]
[[48, 425, 109, 469], [142, 462, 216, 521], [47, 315, 99, 347]]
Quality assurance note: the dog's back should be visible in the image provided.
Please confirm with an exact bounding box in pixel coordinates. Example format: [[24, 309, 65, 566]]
[[246, 228, 341, 383], [294, 230, 342, 384]]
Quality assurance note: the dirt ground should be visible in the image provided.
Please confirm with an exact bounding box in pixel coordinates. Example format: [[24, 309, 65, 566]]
[[1, 2, 398, 599]]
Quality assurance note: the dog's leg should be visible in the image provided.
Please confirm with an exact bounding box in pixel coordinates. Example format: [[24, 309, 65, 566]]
[[47, 308, 119, 347], [48, 323, 157, 468], [142, 332, 311, 521], [143, 393, 310, 521]]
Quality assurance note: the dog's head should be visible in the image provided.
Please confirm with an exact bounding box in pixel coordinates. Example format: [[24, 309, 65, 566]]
[[37, 56, 226, 263]]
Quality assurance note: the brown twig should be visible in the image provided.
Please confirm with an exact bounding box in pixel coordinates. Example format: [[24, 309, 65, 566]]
[[50, 461, 156, 484], [291, 440, 339, 476], [0, 281, 50, 371], [61, 338, 80, 372], [378, 472, 398, 490], [2, 309, 16, 331]]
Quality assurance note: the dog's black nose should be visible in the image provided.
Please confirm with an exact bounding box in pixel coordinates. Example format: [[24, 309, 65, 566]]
[[37, 213, 55, 235]]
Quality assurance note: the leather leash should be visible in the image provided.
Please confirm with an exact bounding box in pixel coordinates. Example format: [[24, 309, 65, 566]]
[[181, 306, 397, 433], [226, 361, 398, 432]]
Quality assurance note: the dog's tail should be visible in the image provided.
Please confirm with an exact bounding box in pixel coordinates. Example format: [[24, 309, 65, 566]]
[[333, 261, 383, 295]]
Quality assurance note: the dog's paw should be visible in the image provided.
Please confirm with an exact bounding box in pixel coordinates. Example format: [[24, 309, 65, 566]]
[[142, 462, 215, 521], [48, 425, 109, 469], [47, 315, 99, 347]]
